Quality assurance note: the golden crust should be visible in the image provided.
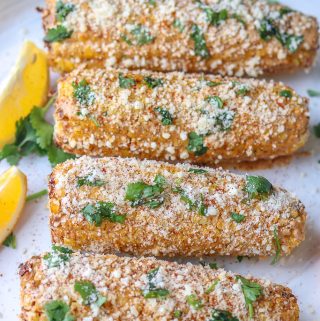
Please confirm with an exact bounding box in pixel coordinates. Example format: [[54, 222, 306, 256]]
[[54, 67, 309, 166], [20, 252, 300, 321], [48, 156, 306, 257], [42, 0, 319, 76]]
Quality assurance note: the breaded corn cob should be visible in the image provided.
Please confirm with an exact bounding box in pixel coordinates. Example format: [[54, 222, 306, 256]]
[[20, 252, 299, 321], [49, 156, 306, 258], [41, 0, 319, 76], [54, 67, 309, 166]]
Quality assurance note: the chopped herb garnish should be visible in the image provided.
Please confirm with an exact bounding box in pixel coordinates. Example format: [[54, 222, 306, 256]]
[[43, 245, 73, 268], [125, 175, 166, 208], [258, 18, 277, 41], [314, 123, 320, 138], [44, 25, 73, 43], [56, 0, 75, 22], [148, 0, 156, 6], [206, 81, 223, 87], [236, 276, 263, 319], [0, 95, 75, 166], [44, 300, 75, 321], [123, 24, 155, 46], [209, 309, 239, 321], [271, 227, 281, 265], [77, 176, 105, 187], [173, 19, 185, 32], [72, 79, 95, 106], [144, 76, 164, 89], [154, 107, 174, 125], [307, 89, 320, 97], [190, 24, 210, 59], [208, 262, 218, 269], [118, 73, 136, 89], [279, 6, 293, 17], [173, 310, 182, 318], [230, 212, 245, 223], [205, 280, 219, 294], [187, 132, 208, 156], [74, 280, 107, 307], [186, 294, 203, 310], [197, 1, 228, 26], [244, 175, 273, 200], [233, 82, 250, 96], [237, 256, 250, 262], [188, 168, 208, 174], [142, 288, 170, 298], [142, 267, 170, 299], [232, 13, 246, 25], [205, 96, 224, 109], [173, 187, 207, 216], [279, 89, 292, 98], [26, 189, 48, 202], [3, 233, 16, 249], [258, 18, 303, 53], [279, 34, 304, 53], [81, 202, 126, 226]]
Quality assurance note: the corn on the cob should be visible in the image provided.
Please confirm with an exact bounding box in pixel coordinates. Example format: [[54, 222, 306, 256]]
[[20, 252, 299, 321], [54, 67, 309, 166], [49, 156, 306, 258], [41, 0, 318, 76]]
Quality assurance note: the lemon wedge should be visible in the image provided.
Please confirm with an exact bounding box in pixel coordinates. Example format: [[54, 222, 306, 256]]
[[0, 166, 27, 244], [0, 41, 49, 149]]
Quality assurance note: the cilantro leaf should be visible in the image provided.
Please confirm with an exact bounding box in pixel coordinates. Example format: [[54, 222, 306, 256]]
[[173, 186, 207, 216], [205, 95, 224, 108], [44, 300, 75, 321], [122, 25, 155, 46], [44, 25, 73, 43], [205, 280, 219, 294], [29, 107, 54, 150], [0, 112, 46, 165], [258, 17, 303, 53], [141, 267, 170, 299], [77, 176, 105, 187], [173, 310, 182, 318], [307, 89, 320, 97], [154, 107, 173, 125], [279, 89, 293, 98], [3, 233, 16, 249], [230, 212, 245, 223], [142, 288, 170, 298], [244, 175, 273, 200], [47, 144, 75, 167], [190, 24, 209, 59], [209, 309, 239, 321], [187, 132, 208, 156], [186, 294, 203, 310], [271, 227, 281, 265], [81, 202, 126, 226], [74, 280, 107, 307], [236, 276, 263, 319], [56, 0, 75, 22], [314, 123, 320, 138], [188, 168, 208, 174], [43, 245, 73, 268], [144, 76, 163, 89], [173, 19, 185, 32], [0, 95, 75, 167], [118, 73, 136, 89], [72, 79, 95, 106], [125, 175, 166, 208]]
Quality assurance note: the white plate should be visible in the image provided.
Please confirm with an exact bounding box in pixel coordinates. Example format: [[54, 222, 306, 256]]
[[0, 1, 319, 320]]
